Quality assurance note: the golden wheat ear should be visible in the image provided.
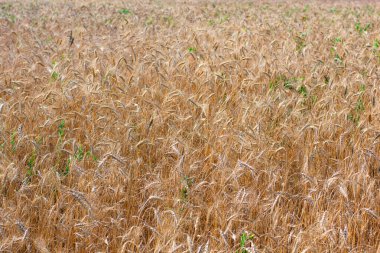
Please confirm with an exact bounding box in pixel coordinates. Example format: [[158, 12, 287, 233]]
[[0, 1, 379, 252]]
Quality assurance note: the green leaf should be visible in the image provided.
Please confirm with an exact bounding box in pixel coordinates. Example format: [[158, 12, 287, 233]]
[[240, 232, 247, 248], [364, 23, 372, 32], [374, 39, 379, 49], [334, 37, 342, 44], [359, 84, 366, 93], [145, 16, 154, 25], [355, 99, 364, 113], [118, 9, 130, 15], [10, 131, 17, 152], [355, 22, 363, 34], [86, 150, 98, 161], [51, 71, 59, 81], [63, 158, 71, 176], [58, 120, 65, 140], [297, 85, 308, 97], [284, 78, 298, 90], [75, 145, 85, 161], [334, 54, 343, 64], [180, 187, 188, 200]]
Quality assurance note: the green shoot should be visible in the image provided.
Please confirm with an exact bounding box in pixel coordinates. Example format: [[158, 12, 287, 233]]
[[118, 9, 130, 15], [0, 3, 16, 23], [359, 84, 365, 93], [284, 80, 294, 90], [180, 187, 188, 201], [348, 98, 365, 124], [334, 37, 342, 45], [364, 23, 372, 32], [355, 98, 364, 113], [85, 150, 98, 161], [297, 85, 308, 97], [58, 120, 65, 140], [180, 175, 194, 202], [145, 16, 154, 25], [311, 95, 318, 104], [284, 77, 303, 90], [334, 54, 343, 64], [269, 76, 304, 92], [295, 33, 306, 52], [75, 145, 85, 161], [329, 7, 337, 13], [10, 131, 17, 152], [51, 71, 59, 81], [355, 22, 371, 35], [26, 151, 36, 177], [373, 39, 379, 49], [163, 15, 174, 26], [355, 22, 361, 33], [63, 157, 71, 176], [324, 75, 330, 84], [208, 19, 216, 26], [269, 75, 285, 91], [237, 231, 254, 253], [7, 13, 16, 23]]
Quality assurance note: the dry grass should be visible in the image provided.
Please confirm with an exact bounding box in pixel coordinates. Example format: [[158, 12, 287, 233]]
[[0, 0, 380, 252]]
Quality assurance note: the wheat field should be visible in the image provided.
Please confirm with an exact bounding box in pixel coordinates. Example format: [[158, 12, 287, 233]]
[[0, 0, 379, 252]]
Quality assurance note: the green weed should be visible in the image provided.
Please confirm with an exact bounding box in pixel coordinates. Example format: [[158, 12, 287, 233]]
[[373, 39, 379, 49], [208, 19, 216, 26], [180, 175, 194, 202], [355, 22, 371, 35], [295, 33, 307, 52], [329, 7, 338, 13], [269, 76, 304, 92], [334, 54, 343, 64], [324, 75, 330, 84], [63, 158, 71, 176], [51, 71, 59, 81], [0, 3, 16, 23], [86, 150, 98, 161], [58, 120, 65, 140], [6, 13, 16, 23], [10, 131, 17, 152], [269, 75, 286, 91], [163, 15, 174, 26], [237, 231, 254, 253], [285, 7, 302, 17], [75, 145, 85, 161], [355, 98, 364, 113], [26, 151, 36, 177], [297, 85, 308, 97], [118, 9, 130, 15], [334, 37, 342, 45], [348, 96, 365, 124], [284, 77, 304, 90], [311, 94, 318, 104], [284, 80, 294, 90], [145, 16, 154, 25], [359, 84, 366, 93]]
